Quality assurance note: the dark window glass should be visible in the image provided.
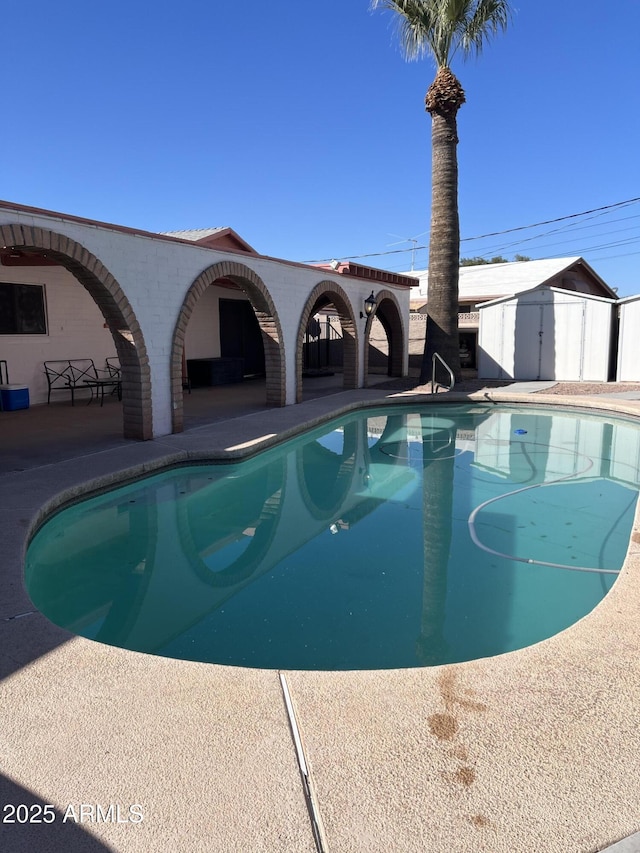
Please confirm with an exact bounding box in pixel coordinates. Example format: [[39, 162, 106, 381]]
[[0, 283, 47, 334]]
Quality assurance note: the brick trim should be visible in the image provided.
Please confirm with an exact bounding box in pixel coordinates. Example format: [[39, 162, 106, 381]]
[[363, 289, 405, 386], [170, 260, 286, 433], [295, 280, 359, 403], [0, 224, 152, 440]]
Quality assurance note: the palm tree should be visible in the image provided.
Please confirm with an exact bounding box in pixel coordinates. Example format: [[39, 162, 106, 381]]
[[371, 0, 512, 383]]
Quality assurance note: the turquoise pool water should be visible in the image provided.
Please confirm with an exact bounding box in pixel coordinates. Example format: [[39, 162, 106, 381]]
[[26, 404, 640, 670]]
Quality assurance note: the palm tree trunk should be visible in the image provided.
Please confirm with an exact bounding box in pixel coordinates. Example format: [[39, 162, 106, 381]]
[[420, 69, 464, 385]]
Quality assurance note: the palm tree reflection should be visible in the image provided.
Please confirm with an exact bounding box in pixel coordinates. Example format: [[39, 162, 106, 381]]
[[416, 414, 456, 665]]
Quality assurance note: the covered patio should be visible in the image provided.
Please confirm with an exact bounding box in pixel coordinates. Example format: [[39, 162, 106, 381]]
[[0, 201, 413, 442], [0, 373, 397, 473]]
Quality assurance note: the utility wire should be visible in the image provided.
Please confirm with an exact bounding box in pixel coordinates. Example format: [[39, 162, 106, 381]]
[[471, 212, 640, 258], [303, 196, 640, 264], [381, 238, 640, 273], [461, 197, 640, 243], [480, 223, 640, 259]]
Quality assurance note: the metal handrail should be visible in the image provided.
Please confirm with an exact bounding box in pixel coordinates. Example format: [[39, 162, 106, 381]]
[[431, 353, 455, 394]]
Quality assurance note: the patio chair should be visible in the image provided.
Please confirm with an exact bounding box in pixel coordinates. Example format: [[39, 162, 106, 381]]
[[105, 357, 123, 402], [105, 356, 121, 378], [44, 359, 99, 405]]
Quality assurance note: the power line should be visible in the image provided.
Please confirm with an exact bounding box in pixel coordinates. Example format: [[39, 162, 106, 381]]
[[478, 222, 640, 260], [460, 197, 640, 243], [590, 249, 640, 263], [470, 212, 640, 258], [302, 196, 640, 264]]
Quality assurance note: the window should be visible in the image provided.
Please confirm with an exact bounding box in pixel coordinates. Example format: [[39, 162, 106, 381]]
[[0, 283, 47, 334]]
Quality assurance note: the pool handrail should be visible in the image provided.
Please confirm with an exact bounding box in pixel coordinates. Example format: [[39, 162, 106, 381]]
[[431, 352, 455, 394]]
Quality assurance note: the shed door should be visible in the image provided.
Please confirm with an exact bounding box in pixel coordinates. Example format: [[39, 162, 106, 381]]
[[538, 303, 557, 380], [512, 302, 557, 380], [514, 301, 588, 380], [512, 303, 539, 380]]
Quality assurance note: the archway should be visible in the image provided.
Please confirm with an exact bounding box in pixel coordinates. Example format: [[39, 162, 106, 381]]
[[0, 223, 151, 440], [170, 260, 285, 433], [296, 280, 358, 404], [363, 290, 405, 385]]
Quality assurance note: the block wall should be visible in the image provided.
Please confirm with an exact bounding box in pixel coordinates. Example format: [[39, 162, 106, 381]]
[[0, 265, 116, 404], [184, 285, 220, 359]]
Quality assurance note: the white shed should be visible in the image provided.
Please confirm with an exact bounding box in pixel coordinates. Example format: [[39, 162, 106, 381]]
[[616, 295, 640, 381], [478, 285, 616, 381]]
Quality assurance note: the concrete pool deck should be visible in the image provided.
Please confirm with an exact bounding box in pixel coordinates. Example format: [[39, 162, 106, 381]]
[[2, 383, 640, 852]]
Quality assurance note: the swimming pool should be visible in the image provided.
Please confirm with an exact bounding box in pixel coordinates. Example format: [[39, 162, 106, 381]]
[[25, 404, 640, 670]]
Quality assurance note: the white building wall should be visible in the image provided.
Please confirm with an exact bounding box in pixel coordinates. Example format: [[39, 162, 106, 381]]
[[478, 287, 613, 382], [617, 297, 640, 381], [0, 206, 410, 436], [0, 264, 117, 404], [184, 285, 219, 360], [478, 303, 516, 379], [580, 297, 613, 380]]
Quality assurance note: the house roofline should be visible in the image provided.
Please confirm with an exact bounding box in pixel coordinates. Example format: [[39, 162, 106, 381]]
[[477, 284, 618, 309], [0, 199, 414, 291]]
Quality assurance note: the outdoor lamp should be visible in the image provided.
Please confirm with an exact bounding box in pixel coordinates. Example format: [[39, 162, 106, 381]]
[[361, 291, 377, 319]]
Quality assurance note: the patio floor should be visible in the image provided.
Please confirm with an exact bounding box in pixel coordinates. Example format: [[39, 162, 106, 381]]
[[2, 382, 640, 852], [0, 373, 394, 474]]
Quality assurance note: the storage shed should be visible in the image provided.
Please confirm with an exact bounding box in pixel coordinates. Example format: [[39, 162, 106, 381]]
[[616, 295, 640, 381], [478, 285, 616, 381]]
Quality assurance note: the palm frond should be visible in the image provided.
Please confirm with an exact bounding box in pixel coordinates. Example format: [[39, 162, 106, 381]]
[[461, 0, 512, 55], [371, 0, 512, 66], [370, 0, 442, 62]]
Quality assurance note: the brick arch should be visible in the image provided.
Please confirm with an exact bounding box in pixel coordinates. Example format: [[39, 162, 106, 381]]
[[296, 280, 358, 404], [363, 289, 405, 385], [0, 222, 152, 440], [171, 260, 285, 433]]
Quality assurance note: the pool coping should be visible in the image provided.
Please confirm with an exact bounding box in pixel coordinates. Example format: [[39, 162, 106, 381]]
[[2, 388, 640, 852]]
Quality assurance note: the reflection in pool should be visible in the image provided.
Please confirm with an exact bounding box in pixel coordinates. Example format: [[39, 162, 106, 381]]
[[26, 405, 640, 670]]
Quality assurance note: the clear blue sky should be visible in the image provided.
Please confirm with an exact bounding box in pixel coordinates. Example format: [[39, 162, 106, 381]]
[[3, 1, 640, 293]]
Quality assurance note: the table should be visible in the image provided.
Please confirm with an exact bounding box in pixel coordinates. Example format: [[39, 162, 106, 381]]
[[83, 378, 122, 407], [186, 357, 244, 387]]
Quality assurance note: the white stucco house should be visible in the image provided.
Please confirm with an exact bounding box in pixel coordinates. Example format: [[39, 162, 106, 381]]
[[0, 201, 416, 440]]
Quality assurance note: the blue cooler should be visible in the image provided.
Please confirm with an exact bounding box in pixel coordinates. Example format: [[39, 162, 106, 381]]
[[0, 384, 30, 411]]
